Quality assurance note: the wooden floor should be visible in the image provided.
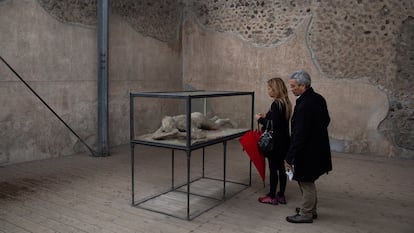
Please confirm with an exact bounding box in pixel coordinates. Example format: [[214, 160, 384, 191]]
[[0, 141, 413, 233]]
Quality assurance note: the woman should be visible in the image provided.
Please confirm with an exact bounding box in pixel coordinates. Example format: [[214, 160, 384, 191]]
[[255, 77, 292, 205]]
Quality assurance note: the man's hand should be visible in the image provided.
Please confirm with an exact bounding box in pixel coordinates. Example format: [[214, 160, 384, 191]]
[[284, 160, 292, 170]]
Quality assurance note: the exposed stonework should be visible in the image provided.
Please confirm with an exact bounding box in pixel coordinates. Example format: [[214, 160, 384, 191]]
[[37, 0, 97, 26], [188, 0, 414, 157], [379, 16, 414, 154], [4, 0, 413, 160], [110, 0, 183, 42], [190, 0, 312, 46], [38, 0, 183, 42], [309, 1, 414, 156]]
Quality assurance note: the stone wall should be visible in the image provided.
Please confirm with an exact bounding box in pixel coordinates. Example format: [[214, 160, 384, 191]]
[[0, 0, 412, 164], [0, 0, 182, 165], [185, 0, 413, 158]]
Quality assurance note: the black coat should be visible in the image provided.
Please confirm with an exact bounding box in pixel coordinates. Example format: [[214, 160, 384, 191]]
[[258, 100, 290, 160], [285, 87, 332, 182]]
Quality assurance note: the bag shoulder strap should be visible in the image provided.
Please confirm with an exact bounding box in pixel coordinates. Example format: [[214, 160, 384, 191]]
[[265, 120, 273, 131]]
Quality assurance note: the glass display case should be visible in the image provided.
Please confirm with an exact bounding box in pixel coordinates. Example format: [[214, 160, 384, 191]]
[[130, 90, 254, 220]]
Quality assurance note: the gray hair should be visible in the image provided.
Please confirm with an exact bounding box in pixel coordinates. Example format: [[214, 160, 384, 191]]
[[290, 70, 311, 88]]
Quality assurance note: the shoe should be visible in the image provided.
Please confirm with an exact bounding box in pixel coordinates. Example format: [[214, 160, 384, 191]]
[[296, 207, 318, 219], [276, 195, 287, 204], [286, 214, 313, 223], [258, 195, 278, 205]]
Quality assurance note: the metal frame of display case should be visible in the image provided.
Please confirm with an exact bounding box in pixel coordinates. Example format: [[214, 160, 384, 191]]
[[130, 90, 255, 220]]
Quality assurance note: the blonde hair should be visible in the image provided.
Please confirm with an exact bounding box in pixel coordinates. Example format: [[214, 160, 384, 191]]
[[267, 77, 292, 121]]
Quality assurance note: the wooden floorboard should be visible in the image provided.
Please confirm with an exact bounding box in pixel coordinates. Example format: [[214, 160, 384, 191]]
[[1, 142, 413, 233], [0, 218, 31, 233]]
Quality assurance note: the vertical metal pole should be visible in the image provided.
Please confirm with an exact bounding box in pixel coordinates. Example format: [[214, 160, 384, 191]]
[[186, 96, 192, 220], [202, 147, 205, 178], [186, 150, 191, 220], [251, 93, 255, 130], [131, 143, 135, 205], [171, 149, 175, 189], [250, 92, 254, 185], [129, 93, 135, 206], [186, 96, 192, 148], [97, 0, 109, 156], [130, 94, 135, 204]]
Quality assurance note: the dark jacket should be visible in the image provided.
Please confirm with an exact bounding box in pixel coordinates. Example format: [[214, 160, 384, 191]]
[[258, 100, 290, 160], [285, 87, 332, 182]]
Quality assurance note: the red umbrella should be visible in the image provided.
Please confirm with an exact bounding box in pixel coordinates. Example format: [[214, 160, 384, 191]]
[[239, 130, 266, 182]]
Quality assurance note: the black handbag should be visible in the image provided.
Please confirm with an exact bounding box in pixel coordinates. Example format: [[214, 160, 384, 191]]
[[258, 120, 274, 152]]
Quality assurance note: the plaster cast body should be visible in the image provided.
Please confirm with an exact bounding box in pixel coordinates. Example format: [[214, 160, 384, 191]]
[[152, 112, 237, 140]]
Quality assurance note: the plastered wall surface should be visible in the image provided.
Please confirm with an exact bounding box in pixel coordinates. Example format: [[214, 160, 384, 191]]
[[0, 0, 182, 165], [0, 0, 413, 164], [184, 0, 413, 158], [182, 17, 392, 156], [108, 12, 182, 146], [0, 0, 98, 164]]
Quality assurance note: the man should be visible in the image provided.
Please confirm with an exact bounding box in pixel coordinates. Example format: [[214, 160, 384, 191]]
[[284, 70, 332, 223]]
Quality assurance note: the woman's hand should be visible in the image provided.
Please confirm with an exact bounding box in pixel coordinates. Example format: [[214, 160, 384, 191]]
[[255, 113, 265, 120]]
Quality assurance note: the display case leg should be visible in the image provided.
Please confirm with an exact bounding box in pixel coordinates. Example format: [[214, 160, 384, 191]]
[[131, 143, 135, 205], [223, 141, 227, 199], [186, 150, 191, 220], [249, 162, 252, 186], [171, 149, 175, 189], [202, 147, 205, 178]]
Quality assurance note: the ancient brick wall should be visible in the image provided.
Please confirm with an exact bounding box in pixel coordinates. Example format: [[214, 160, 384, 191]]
[[37, 0, 183, 41], [3, 0, 412, 161], [187, 0, 413, 157]]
